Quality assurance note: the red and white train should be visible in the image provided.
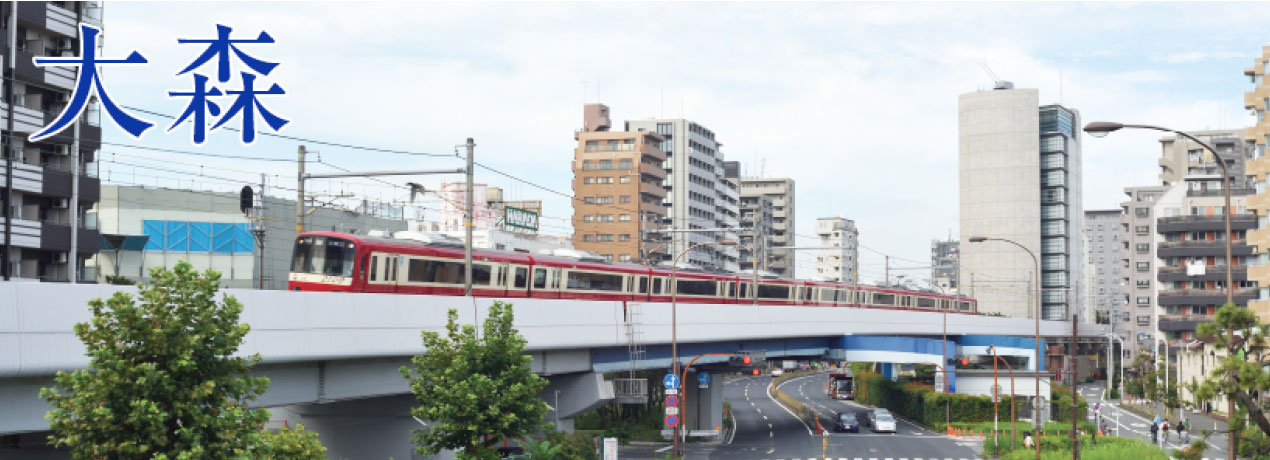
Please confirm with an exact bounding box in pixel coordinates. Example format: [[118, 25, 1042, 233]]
[[287, 231, 978, 313]]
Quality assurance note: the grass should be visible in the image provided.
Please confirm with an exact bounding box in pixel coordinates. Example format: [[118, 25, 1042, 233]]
[[998, 435, 1167, 460], [979, 421, 1099, 457]]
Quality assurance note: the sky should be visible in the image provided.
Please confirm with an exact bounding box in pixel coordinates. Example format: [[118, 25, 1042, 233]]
[[92, 1, 1270, 284]]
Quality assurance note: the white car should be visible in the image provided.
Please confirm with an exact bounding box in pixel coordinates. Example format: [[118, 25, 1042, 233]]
[[867, 409, 897, 433], [770, 368, 784, 377]]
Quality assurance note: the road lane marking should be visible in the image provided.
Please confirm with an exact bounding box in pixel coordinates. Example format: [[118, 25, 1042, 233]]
[[764, 415, 768, 420], [654, 446, 672, 452]]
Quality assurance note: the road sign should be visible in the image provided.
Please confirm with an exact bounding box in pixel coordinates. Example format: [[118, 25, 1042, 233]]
[[666, 395, 679, 407], [698, 372, 711, 387], [666, 388, 678, 396], [666, 407, 679, 416], [665, 414, 678, 426], [603, 437, 618, 460], [663, 373, 680, 389]]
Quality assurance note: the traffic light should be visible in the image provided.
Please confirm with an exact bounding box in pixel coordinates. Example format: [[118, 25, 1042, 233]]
[[729, 350, 766, 373]]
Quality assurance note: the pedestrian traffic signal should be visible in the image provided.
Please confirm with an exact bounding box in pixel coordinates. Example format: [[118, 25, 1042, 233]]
[[743, 355, 751, 365], [752, 368, 760, 375]]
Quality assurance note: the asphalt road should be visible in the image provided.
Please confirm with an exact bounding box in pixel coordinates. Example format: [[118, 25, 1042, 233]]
[[620, 371, 983, 460], [1077, 383, 1229, 460], [776, 371, 982, 460]]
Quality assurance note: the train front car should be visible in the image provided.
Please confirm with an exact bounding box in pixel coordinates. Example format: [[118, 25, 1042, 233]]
[[288, 232, 366, 292]]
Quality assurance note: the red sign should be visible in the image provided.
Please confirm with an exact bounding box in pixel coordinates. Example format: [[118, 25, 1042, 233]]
[[666, 395, 679, 407]]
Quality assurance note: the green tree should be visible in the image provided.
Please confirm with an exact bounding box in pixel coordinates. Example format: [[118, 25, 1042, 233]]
[[257, 424, 327, 460], [1193, 304, 1270, 458], [522, 437, 562, 460], [400, 301, 550, 459], [40, 262, 271, 459]]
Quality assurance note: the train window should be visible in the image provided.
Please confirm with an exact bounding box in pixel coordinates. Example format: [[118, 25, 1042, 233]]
[[407, 259, 491, 285], [389, 257, 398, 281], [836, 290, 849, 303], [727, 282, 735, 297], [567, 271, 623, 291], [874, 293, 895, 305], [675, 279, 716, 296], [533, 268, 548, 289], [757, 284, 789, 300], [739, 283, 748, 298], [652, 278, 663, 294], [960, 301, 972, 311], [917, 297, 936, 309], [514, 267, 528, 289], [369, 256, 378, 281], [552, 270, 562, 289], [819, 289, 835, 302], [637, 276, 649, 294]]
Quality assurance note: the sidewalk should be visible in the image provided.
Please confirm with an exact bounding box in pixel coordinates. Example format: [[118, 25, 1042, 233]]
[[1078, 383, 1229, 458]]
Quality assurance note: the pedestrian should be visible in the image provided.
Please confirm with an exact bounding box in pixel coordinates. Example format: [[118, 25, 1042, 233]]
[[1150, 421, 1159, 444], [1100, 419, 1109, 437], [1024, 431, 1035, 449], [1176, 420, 1184, 441], [1162, 420, 1170, 442], [1091, 423, 1098, 445]]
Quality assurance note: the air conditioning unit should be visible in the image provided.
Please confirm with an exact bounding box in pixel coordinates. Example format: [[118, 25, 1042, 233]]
[[56, 38, 72, 50], [54, 252, 67, 264], [55, 92, 70, 103], [53, 198, 68, 208], [53, 145, 68, 155]]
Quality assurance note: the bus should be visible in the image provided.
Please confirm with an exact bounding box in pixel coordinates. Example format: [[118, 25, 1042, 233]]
[[828, 372, 854, 400]]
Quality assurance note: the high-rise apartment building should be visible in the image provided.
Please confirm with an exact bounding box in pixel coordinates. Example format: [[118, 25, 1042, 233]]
[[740, 178, 796, 278], [572, 104, 668, 263], [958, 83, 1085, 320], [1085, 210, 1125, 335], [814, 217, 857, 283], [625, 118, 739, 272], [1244, 46, 1270, 323], [1, 2, 105, 283], [930, 238, 959, 293], [739, 193, 773, 273], [1121, 186, 1168, 355]]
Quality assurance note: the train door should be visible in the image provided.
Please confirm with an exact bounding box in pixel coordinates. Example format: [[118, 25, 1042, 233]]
[[510, 264, 530, 297]]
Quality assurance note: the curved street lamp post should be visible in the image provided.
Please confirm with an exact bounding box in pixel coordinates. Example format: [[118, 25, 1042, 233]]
[[1084, 121, 1237, 457]]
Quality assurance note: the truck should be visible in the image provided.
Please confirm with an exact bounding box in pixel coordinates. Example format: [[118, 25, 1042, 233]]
[[828, 372, 855, 400]]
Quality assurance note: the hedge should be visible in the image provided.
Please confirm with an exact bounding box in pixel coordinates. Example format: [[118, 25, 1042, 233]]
[[853, 372, 1088, 430]]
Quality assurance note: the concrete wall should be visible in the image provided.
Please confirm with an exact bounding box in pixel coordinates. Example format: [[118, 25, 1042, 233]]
[[958, 88, 1042, 318]]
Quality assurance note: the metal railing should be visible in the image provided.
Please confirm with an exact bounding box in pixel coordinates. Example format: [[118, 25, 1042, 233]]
[[1158, 239, 1247, 248], [1158, 288, 1257, 297], [1158, 214, 1256, 224]]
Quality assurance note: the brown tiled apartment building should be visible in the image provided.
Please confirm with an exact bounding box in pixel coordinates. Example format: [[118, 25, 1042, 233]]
[[571, 104, 668, 263]]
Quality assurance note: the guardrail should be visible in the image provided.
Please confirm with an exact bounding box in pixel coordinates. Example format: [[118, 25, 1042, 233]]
[[769, 369, 823, 430]]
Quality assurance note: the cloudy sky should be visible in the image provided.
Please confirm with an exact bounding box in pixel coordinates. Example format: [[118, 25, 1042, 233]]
[[94, 2, 1268, 283]]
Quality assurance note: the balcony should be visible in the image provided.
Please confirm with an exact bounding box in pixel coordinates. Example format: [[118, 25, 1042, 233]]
[[1157, 288, 1257, 306], [1156, 239, 1254, 257], [1187, 188, 1256, 198], [1157, 214, 1257, 233], [1159, 314, 1216, 332], [639, 181, 666, 199], [1157, 264, 1247, 282]]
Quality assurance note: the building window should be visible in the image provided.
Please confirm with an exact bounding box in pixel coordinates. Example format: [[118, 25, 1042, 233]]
[[619, 234, 631, 241], [620, 196, 632, 203], [619, 214, 631, 222], [620, 176, 632, 183], [1136, 243, 1149, 253], [583, 235, 594, 242], [619, 159, 633, 169], [1137, 279, 1149, 288], [583, 177, 594, 184], [1135, 225, 1149, 235], [583, 215, 595, 222], [1136, 262, 1149, 272], [1137, 316, 1150, 326], [620, 254, 632, 262], [1135, 208, 1149, 217], [1137, 296, 1150, 305]]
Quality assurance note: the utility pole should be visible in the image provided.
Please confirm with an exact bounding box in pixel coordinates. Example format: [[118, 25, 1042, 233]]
[[2, 5, 15, 281], [296, 145, 307, 233], [884, 255, 889, 287], [464, 138, 474, 299], [257, 174, 267, 289], [1072, 314, 1080, 460]]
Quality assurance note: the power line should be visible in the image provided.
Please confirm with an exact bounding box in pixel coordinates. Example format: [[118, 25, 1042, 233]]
[[122, 105, 454, 157]]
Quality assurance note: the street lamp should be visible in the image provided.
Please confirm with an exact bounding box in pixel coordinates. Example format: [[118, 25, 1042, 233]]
[[1085, 121, 1238, 456], [969, 235, 1041, 460], [670, 239, 736, 458]]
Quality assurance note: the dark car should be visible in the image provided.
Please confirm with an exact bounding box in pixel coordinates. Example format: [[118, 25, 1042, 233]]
[[835, 412, 860, 432]]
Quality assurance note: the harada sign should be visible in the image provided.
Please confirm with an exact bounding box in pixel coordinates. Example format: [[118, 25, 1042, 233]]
[[505, 206, 539, 231]]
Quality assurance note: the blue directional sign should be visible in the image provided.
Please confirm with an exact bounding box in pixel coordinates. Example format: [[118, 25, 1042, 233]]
[[698, 372, 711, 386], [663, 373, 680, 389]]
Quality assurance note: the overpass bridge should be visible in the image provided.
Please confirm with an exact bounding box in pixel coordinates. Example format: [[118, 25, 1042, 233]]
[[0, 282, 1107, 459]]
